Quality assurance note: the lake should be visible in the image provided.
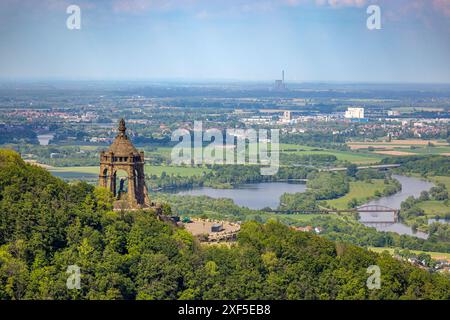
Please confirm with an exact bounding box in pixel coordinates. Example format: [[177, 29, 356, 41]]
[[172, 182, 307, 210]]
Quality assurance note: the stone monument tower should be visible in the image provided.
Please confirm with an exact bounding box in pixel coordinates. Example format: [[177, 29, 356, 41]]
[[99, 119, 151, 209]]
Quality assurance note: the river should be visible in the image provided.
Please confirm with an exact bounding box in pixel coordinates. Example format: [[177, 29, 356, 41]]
[[359, 175, 434, 239], [171, 174, 437, 239]]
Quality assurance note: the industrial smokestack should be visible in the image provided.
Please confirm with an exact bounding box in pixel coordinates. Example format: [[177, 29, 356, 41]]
[[282, 70, 285, 83]]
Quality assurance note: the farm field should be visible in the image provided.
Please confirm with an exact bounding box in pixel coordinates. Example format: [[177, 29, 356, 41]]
[[348, 140, 450, 157], [49, 164, 211, 179], [280, 143, 383, 164], [145, 165, 211, 177], [78, 145, 102, 151], [401, 146, 450, 155], [348, 139, 448, 147], [279, 143, 318, 151], [144, 146, 173, 155], [93, 143, 383, 165], [374, 150, 415, 156], [349, 145, 450, 156], [218, 142, 384, 164], [49, 166, 99, 174], [302, 150, 382, 164], [326, 179, 386, 210]]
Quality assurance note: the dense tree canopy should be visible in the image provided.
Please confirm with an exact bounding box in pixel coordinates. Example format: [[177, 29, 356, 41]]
[[382, 155, 450, 177], [0, 150, 449, 300]]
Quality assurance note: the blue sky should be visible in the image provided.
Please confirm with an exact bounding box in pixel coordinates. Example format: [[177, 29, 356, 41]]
[[0, 0, 449, 83]]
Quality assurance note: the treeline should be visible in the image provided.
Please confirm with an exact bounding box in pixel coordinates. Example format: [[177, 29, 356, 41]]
[[280, 153, 338, 166], [154, 193, 255, 221], [307, 216, 450, 254], [382, 155, 450, 177], [133, 135, 171, 146], [281, 132, 349, 150], [147, 165, 315, 191], [279, 172, 349, 211], [1, 149, 450, 300], [0, 127, 39, 145]]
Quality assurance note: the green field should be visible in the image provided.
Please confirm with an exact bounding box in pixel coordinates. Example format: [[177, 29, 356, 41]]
[[145, 165, 210, 177], [430, 176, 450, 191], [417, 201, 450, 216], [279, 143, 317, 151], [306, 150, 382, 164], [149, 144, 382, 165], [420, 176, 450, 217], [49, 166, 100, 174], [326, 180, 386, 210], [145, 146, 173, 156], [394, 146, 450, 155], [49, 165, 211, 178], [369, 247, 450, 261], [78, 146, 101, 151], [280, 143, 383, 164]]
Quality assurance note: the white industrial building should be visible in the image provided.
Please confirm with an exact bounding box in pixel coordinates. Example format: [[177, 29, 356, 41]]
[[344, 107, 365, 119]]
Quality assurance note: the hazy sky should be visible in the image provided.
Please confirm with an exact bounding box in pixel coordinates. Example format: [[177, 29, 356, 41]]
[[1, 0, 450, 83]]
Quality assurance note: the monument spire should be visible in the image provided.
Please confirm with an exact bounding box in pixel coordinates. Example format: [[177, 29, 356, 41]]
[[118, 118, 127, 137]]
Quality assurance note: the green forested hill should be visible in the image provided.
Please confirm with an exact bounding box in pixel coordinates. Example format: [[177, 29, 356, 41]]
[[0, 149, 449, 300]]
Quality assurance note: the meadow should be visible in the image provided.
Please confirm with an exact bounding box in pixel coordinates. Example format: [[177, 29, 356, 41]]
[[49, 164, 211, 179], [325, 179, 387, 210], [280, 143, 383, 164], [430, 176, 450, 191], [347, 140, 450, 158], [417, 201, 450, 217]]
